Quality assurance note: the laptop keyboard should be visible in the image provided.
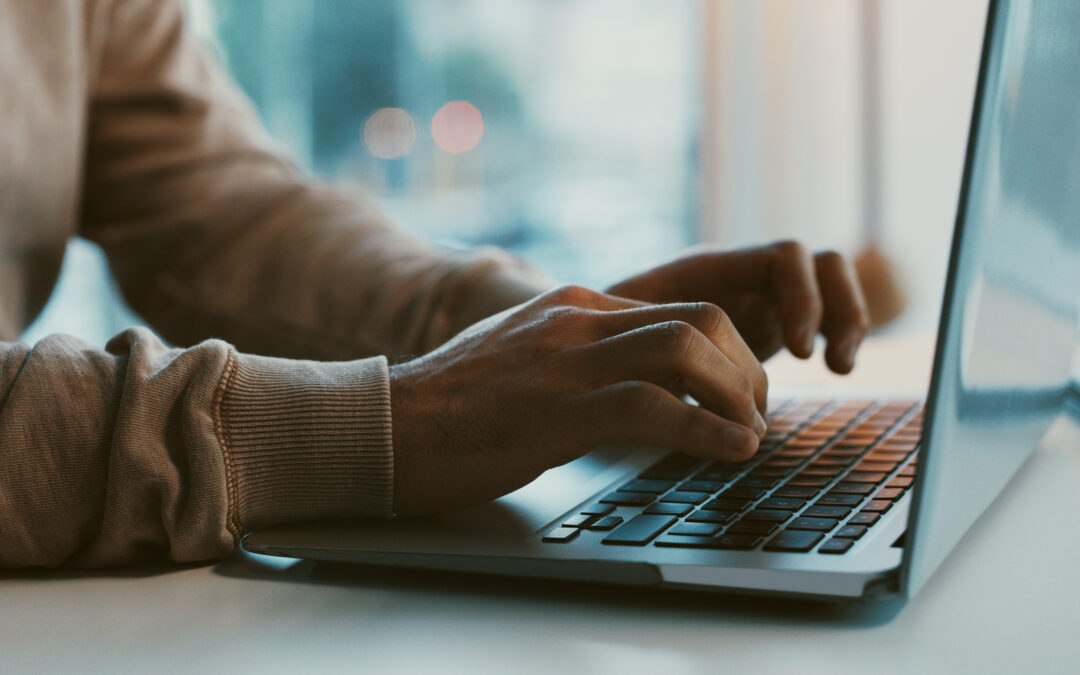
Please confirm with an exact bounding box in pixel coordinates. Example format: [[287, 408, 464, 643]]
[[542, 399, 923, 554]]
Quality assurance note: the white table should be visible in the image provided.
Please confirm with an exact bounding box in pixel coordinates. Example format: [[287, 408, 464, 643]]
[[4, 335, 1079, 674]]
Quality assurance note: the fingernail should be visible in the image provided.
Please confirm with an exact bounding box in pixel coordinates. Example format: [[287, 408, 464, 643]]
[[723, 426, 758, 457], [802, 330, 816, 356], [753, 411, 768, 438]]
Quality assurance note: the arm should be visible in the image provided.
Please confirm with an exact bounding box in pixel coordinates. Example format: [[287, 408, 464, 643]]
[[0, 330, 391, 568], [79, 0, 547, 362]]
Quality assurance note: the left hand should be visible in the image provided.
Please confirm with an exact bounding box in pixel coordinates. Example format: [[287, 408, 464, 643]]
[[606, 240, 870, 374]]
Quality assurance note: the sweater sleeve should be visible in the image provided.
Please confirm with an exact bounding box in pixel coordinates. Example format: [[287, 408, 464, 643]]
[[78, 0, 549, 363], [0, 329, 392, 569]]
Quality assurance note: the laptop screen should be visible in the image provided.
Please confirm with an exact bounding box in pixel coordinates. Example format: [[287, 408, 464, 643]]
[[902, 0, 1080, 597]]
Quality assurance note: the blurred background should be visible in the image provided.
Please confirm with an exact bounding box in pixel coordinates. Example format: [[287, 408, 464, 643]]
[[23, 0, 991, 350]]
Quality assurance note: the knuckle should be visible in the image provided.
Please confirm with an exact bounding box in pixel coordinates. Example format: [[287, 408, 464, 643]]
[[547, 284, 594, 306], [688, 302, 728, 334], [655, 320, 698, 356], [537, 306, 599, 345], [817, 249, 844, 266], [773, 239, 807, 260], [542, 305, 585, 326]]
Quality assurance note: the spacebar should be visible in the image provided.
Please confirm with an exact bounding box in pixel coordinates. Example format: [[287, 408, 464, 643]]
[[601, 514, 676, 545]]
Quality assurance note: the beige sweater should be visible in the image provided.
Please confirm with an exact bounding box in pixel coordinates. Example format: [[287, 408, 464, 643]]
[[0, 0, 545, 568]]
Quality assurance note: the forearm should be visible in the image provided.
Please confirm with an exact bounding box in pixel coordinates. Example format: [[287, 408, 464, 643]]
[[0, 329, 391, 569], [80, 0, 550, 362]]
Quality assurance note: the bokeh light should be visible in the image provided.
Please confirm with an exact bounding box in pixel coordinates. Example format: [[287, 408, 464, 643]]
[[362, 107, 417, 159], [431, 100, 485, 154]]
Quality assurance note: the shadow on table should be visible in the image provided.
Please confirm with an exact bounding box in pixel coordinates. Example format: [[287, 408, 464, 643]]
[[0, 559, 212, 581], [212, 551, 905, 628]]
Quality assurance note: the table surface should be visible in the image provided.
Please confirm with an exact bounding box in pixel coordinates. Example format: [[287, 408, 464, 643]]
[[3, 335, 1078, 674]]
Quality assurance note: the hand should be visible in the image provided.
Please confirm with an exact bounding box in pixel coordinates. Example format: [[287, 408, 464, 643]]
[[389, 285, 768, 515], [606, 241, 870, 374]]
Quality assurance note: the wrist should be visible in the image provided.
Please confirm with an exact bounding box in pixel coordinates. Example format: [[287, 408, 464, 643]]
[[443, 248, 552, 338]]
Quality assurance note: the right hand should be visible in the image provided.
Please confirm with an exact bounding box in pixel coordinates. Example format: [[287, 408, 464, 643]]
[[389, 285, 769, 515]]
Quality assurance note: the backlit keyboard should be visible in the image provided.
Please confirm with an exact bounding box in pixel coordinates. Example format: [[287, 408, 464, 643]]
[[542, 399, 922, 554]]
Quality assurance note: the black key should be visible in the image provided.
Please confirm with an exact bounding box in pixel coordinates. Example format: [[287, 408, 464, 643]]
[[670, 522, 720, 537], [679, 480, 724, 493], [639, 453, 703, 480], [644, 502, 693, 516], [803, 505, 851, 519], [728, 520, 779, 535], [866, 451, 908, 463], [602, 514, 677, 545], [887, 476, 914, 489], [875, 488, 904, 501], [811, 457, 851, 468], [788, 517, 839, 532], [694, 464, 741, 480], [844, 471, 887, 484], [835, 525, 869, 539], [830, 483, 875, 496], [712, 534, 763, 550], [764, 530, 824, 552], [660, 491, 710, 505], [724, 486, 767, 499], [600, 491, 654, 506], [562, 514, 597, 529], [816, 494, 863, 507], [801, 467, 843, 478], [687, 510, 737, 524], [751, 467, 790, 478], [655, 535, 725, 548], [737, 477, 780, 488], [744, 509, 793, 523], [761, 458, 802, 469], [819, 537, 854, 554], [788, 476, 830, 488], [580, 503, 615, 516], [773, 486, 818, 499], [759, 497, 806, 510], [588, 515, 623, 531], [822, 447, 863, 458], [848, 511, 880, 526], [861, 499, 893, 513], [703, 497, 751, 512], [619, 479, 675, 494], [854, 461, 897, 473], [542, 527, 580, 543]]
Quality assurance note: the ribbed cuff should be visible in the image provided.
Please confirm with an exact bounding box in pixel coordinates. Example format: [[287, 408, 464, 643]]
[[214, 352, 393, 536]]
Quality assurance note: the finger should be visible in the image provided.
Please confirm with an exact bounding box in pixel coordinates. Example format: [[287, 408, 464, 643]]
[[582, 381, 760, 461], [725, 300, 786, 361], [581, 320, 765, 435], [534, 284, 647, 312], [768, 241, 824, 359], [594, 303, 768, 413], [814, 251, 870, 374]]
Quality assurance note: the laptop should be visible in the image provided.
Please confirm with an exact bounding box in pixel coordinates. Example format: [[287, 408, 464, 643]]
[[244, 0, 1080, 602]]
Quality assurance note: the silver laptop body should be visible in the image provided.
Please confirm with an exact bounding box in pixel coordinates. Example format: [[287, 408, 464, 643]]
[[245, 0, 1080, 602]]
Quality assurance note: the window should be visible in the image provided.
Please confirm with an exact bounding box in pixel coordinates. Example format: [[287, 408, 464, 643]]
[[197, 0, 701, 287], [27, 1, 987, 347]]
